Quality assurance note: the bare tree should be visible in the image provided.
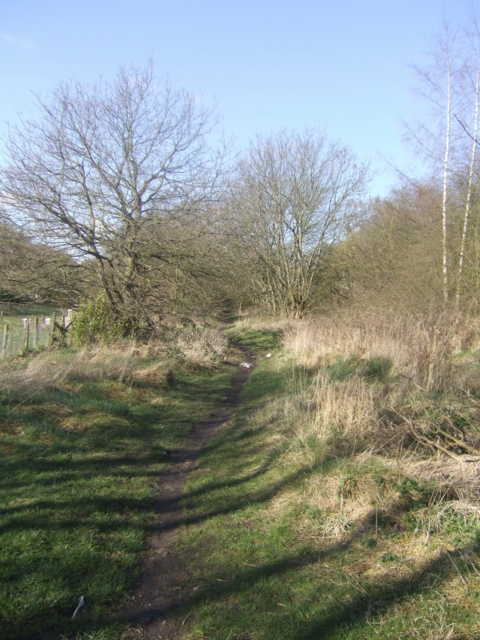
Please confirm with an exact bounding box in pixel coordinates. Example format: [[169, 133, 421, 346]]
[[230, 129, 368, 318], [403, 17, 480, 308], [0, 63, 225, 329], [0, 212, 81, 304]]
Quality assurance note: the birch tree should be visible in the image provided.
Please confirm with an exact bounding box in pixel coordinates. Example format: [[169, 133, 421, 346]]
[[405, 20, 463, 303], [455, 18, 480, 306], [404, 17, 480, 307]]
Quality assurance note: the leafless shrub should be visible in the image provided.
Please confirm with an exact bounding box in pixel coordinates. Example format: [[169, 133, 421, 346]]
[[175, 325, 228, 367]]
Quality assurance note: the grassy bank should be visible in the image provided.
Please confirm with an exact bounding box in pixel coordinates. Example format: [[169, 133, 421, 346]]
[[4, 313, 480, 639], [0, 325, 237, 639], [165, 314, 480, 639]]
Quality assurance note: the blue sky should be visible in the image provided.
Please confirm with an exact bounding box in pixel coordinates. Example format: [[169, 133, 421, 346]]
[[0, 0, 477, 195]]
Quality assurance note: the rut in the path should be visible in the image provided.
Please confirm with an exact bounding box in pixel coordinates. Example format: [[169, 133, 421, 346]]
[[125, 343, 256, 639]]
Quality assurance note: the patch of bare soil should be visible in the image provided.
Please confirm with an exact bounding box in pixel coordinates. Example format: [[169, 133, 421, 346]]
[[125, 342, 255, 639]]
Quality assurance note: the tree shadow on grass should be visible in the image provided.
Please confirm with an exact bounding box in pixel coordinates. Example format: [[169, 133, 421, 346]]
[[124, 512, 467, 639], [0, 365, 240, 640], [0, 450, 170, 491], [2, 442, 331, 639]]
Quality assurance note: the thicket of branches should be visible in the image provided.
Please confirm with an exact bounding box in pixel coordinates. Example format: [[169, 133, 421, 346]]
[[3, 16, 480, 336], [0, 214, 80, 305], [343, 16, 480, 314]]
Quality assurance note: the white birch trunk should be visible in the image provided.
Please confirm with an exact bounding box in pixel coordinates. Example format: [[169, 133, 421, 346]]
[[456, 67, 480, 307], [442, 54, 452, 304]]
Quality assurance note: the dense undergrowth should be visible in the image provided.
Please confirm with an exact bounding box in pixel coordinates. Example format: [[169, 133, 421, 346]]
[[0, 322, 237, 639], [165, 313, 480, 639]]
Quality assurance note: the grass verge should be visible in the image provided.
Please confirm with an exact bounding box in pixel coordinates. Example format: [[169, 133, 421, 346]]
[[0, 329, 238, 640], [164, 315, 480, 639]]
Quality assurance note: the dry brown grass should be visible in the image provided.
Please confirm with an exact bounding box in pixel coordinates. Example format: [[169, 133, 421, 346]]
[[282, 311, 480, 393], [175, 325, 228, 366], [0, 323, 229, 399], [257, 311, 480, 549], [310, 375, 378, 441], [0, 344, 140, 396]]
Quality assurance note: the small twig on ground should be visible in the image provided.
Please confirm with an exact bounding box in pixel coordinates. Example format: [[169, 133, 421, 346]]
[[446, 551, 467, 586]]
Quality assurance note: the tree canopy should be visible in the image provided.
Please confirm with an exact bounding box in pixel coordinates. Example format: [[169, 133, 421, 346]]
[[0, 63, 226, 329]]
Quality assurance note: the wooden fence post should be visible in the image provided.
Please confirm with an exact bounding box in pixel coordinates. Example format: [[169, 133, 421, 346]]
[[33, 316, 39, 349], [2, 324, 8, 358], [48, 314, 56, 348], [23, 318, 30, 351]]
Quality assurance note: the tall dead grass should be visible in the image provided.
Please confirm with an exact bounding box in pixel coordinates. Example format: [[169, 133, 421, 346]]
[[265, 311, 480, 541], [0, 323, 229, 399], [0, 344, 145, 397], [283, 312, 480, 393], [310, 376, 377, 440]]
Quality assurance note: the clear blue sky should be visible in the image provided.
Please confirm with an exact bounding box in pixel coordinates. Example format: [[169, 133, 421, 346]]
[[0, 0, 477, 195]]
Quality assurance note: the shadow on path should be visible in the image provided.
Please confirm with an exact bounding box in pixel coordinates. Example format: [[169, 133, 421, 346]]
[[124, 341, 257, 636]]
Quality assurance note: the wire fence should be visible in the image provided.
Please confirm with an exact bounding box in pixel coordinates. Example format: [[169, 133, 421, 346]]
[[0, 305, 73, 358]]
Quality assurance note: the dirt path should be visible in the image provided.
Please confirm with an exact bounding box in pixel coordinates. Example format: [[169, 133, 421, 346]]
[[125, 342, 256, 639]]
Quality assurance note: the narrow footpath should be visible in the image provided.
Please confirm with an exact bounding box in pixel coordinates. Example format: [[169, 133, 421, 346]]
[[126, 342, 256, 639]]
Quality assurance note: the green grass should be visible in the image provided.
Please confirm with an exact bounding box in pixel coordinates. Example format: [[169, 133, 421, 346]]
[[325, 355, 394, 383], [5, 318, 480, 638], [163, 340, 480, 639], [0, 348, 239, 639]]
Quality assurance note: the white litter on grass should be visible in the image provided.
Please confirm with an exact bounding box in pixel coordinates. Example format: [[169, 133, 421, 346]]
[[239, 362, 252, 369], [266, 353, 272, 358], [72, 595, 84, 619]]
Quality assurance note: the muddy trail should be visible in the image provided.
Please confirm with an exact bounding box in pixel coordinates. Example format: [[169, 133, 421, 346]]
[[125, 341, 256, 639]]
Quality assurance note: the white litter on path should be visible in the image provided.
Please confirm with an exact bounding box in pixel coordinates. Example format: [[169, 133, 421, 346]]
[[239, 362, 252, 369], [266, 353, 272, 358]]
